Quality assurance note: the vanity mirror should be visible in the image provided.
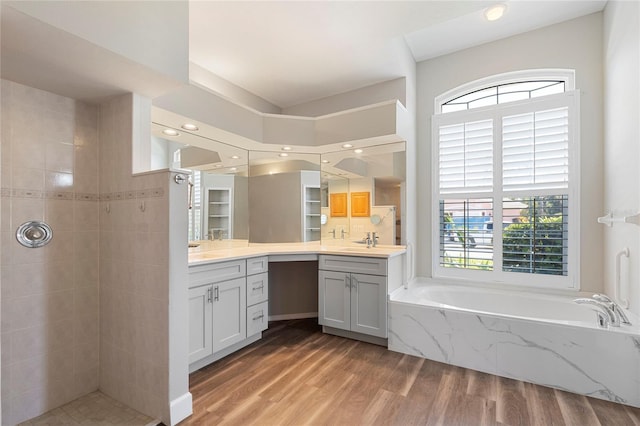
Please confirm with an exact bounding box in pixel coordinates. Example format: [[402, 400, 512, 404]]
[[150, 122, 250, 247], [152, 112, 405, 248], [321, 141, 406, 246]]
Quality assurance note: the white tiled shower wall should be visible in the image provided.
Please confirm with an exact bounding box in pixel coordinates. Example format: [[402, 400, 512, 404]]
[[98, 93, 170, 423], [1, 80, 100, 425], [1, 83, 173, 425]]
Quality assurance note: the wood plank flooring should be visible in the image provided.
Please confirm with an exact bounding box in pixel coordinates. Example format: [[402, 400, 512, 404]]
[[183, 319, 640, 426]]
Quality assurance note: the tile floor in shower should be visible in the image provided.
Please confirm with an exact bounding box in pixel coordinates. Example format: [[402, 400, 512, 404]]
[[17, 391, 157, 426]]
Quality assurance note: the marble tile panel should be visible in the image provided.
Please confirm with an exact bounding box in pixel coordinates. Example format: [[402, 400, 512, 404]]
[[389, 302, 498, 375], [495, 319, 640, 406]]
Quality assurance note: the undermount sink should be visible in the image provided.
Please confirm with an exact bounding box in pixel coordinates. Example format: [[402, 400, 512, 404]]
[[340, 247, 381, 252]]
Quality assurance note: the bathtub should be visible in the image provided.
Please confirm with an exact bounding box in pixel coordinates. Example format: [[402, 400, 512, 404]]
[[389, 281, 640, 407]]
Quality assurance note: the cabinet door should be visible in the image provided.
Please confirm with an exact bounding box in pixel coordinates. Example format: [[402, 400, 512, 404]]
[[330, 193, 347, 217], [189, 285, 213, 364], [350, 273, 387, 338], [350, 192, 370, 217], [318, 270, 351, 331], [212, 277, 247, 352]]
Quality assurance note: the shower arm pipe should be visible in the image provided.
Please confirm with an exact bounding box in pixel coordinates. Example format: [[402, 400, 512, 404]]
[[615, 247, 630, 309]]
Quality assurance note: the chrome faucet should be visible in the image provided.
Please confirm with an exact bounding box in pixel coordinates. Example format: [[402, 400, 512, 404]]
[[574, 298, 619, 328], [592, 293, 632, 325], [364, 232, 372, 248], [372, 232, 379, 247], [341, 229, 348, 239], [328, 229, 336, 239]]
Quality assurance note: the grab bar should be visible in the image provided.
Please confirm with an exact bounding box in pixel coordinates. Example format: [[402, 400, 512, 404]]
[[615, 247, 630, 309]]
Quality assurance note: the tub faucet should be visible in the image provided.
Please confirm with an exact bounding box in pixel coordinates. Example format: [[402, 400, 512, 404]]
[[592, 293, 632, 325], [574, 298, 619, 328]]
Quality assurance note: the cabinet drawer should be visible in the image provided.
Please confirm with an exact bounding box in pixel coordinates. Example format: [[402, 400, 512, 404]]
[[189, 259, 246, 287], [318, 255, 387, 276], [247, 272, 268, 306], [247, 256, 269, 275], [247, 301, 268, 336]]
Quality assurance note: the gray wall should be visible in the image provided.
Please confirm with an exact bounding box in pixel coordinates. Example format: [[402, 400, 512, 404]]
[[249, 172, 302, 243]]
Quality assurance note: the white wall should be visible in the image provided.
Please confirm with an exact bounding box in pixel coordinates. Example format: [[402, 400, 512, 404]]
[[282, 77, 407, 117], [416, 13, 604, 292], [603, 1, 640, 314], [7, 0, 189, 83], [190, 63, 282, 114]]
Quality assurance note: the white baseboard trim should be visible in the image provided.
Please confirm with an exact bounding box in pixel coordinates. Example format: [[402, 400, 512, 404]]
[[169, 392, 193, 426], [269, 312, 318, 321]]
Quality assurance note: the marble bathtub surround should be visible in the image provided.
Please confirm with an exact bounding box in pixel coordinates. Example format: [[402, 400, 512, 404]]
[[389, 286, 640, 408]]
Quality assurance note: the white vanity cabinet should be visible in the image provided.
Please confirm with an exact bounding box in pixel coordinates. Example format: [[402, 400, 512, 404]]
[[188, 259, 247, 365], [189, 256, 270, 372], [318, 255, 389, 339], [246, 256, 269, 336]]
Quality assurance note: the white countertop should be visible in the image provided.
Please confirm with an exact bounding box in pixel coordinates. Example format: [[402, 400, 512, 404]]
[[188, 241, 406, 266]]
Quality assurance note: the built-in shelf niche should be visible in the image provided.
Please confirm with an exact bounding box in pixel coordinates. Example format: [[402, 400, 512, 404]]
[[304, 185, 321, 242], [205, 188, 232, 239]]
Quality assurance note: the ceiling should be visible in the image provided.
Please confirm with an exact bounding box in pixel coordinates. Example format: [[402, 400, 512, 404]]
[[189, 0, 607, 109]]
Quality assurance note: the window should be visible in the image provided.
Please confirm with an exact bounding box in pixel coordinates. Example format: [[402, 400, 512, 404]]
[[432, 70, 579, 289]]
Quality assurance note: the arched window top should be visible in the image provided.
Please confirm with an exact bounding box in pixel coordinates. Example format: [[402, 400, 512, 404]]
[[435, 69, 575, 114]]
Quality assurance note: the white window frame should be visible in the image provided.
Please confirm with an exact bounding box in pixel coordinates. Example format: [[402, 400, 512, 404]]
[[432, 70, 580, 290]]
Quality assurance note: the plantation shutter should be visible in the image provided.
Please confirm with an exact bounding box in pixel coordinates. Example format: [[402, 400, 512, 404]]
[[502, 107, 569, 192], [438, 119, 493, 194]]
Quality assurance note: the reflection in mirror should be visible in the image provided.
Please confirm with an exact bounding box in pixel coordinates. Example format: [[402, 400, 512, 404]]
[[321, 142, 406, 246], [248, 151, 321, 243], [151, 123, 250, 248]]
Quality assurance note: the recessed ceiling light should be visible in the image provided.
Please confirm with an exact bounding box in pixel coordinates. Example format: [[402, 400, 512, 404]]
[[342, 143, 353, 149], [279, 153, 289, 157], [214, 164, 223, 168], [321, 159, 330, 164], [354, 149, 363, 154], [230, 167, 237, 171], [231, 155, 240, 159], [484, 3, 506, 21], [281, 146, 292, 151], [181, 123, 199, 131], [162, 129, 179, 136]]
